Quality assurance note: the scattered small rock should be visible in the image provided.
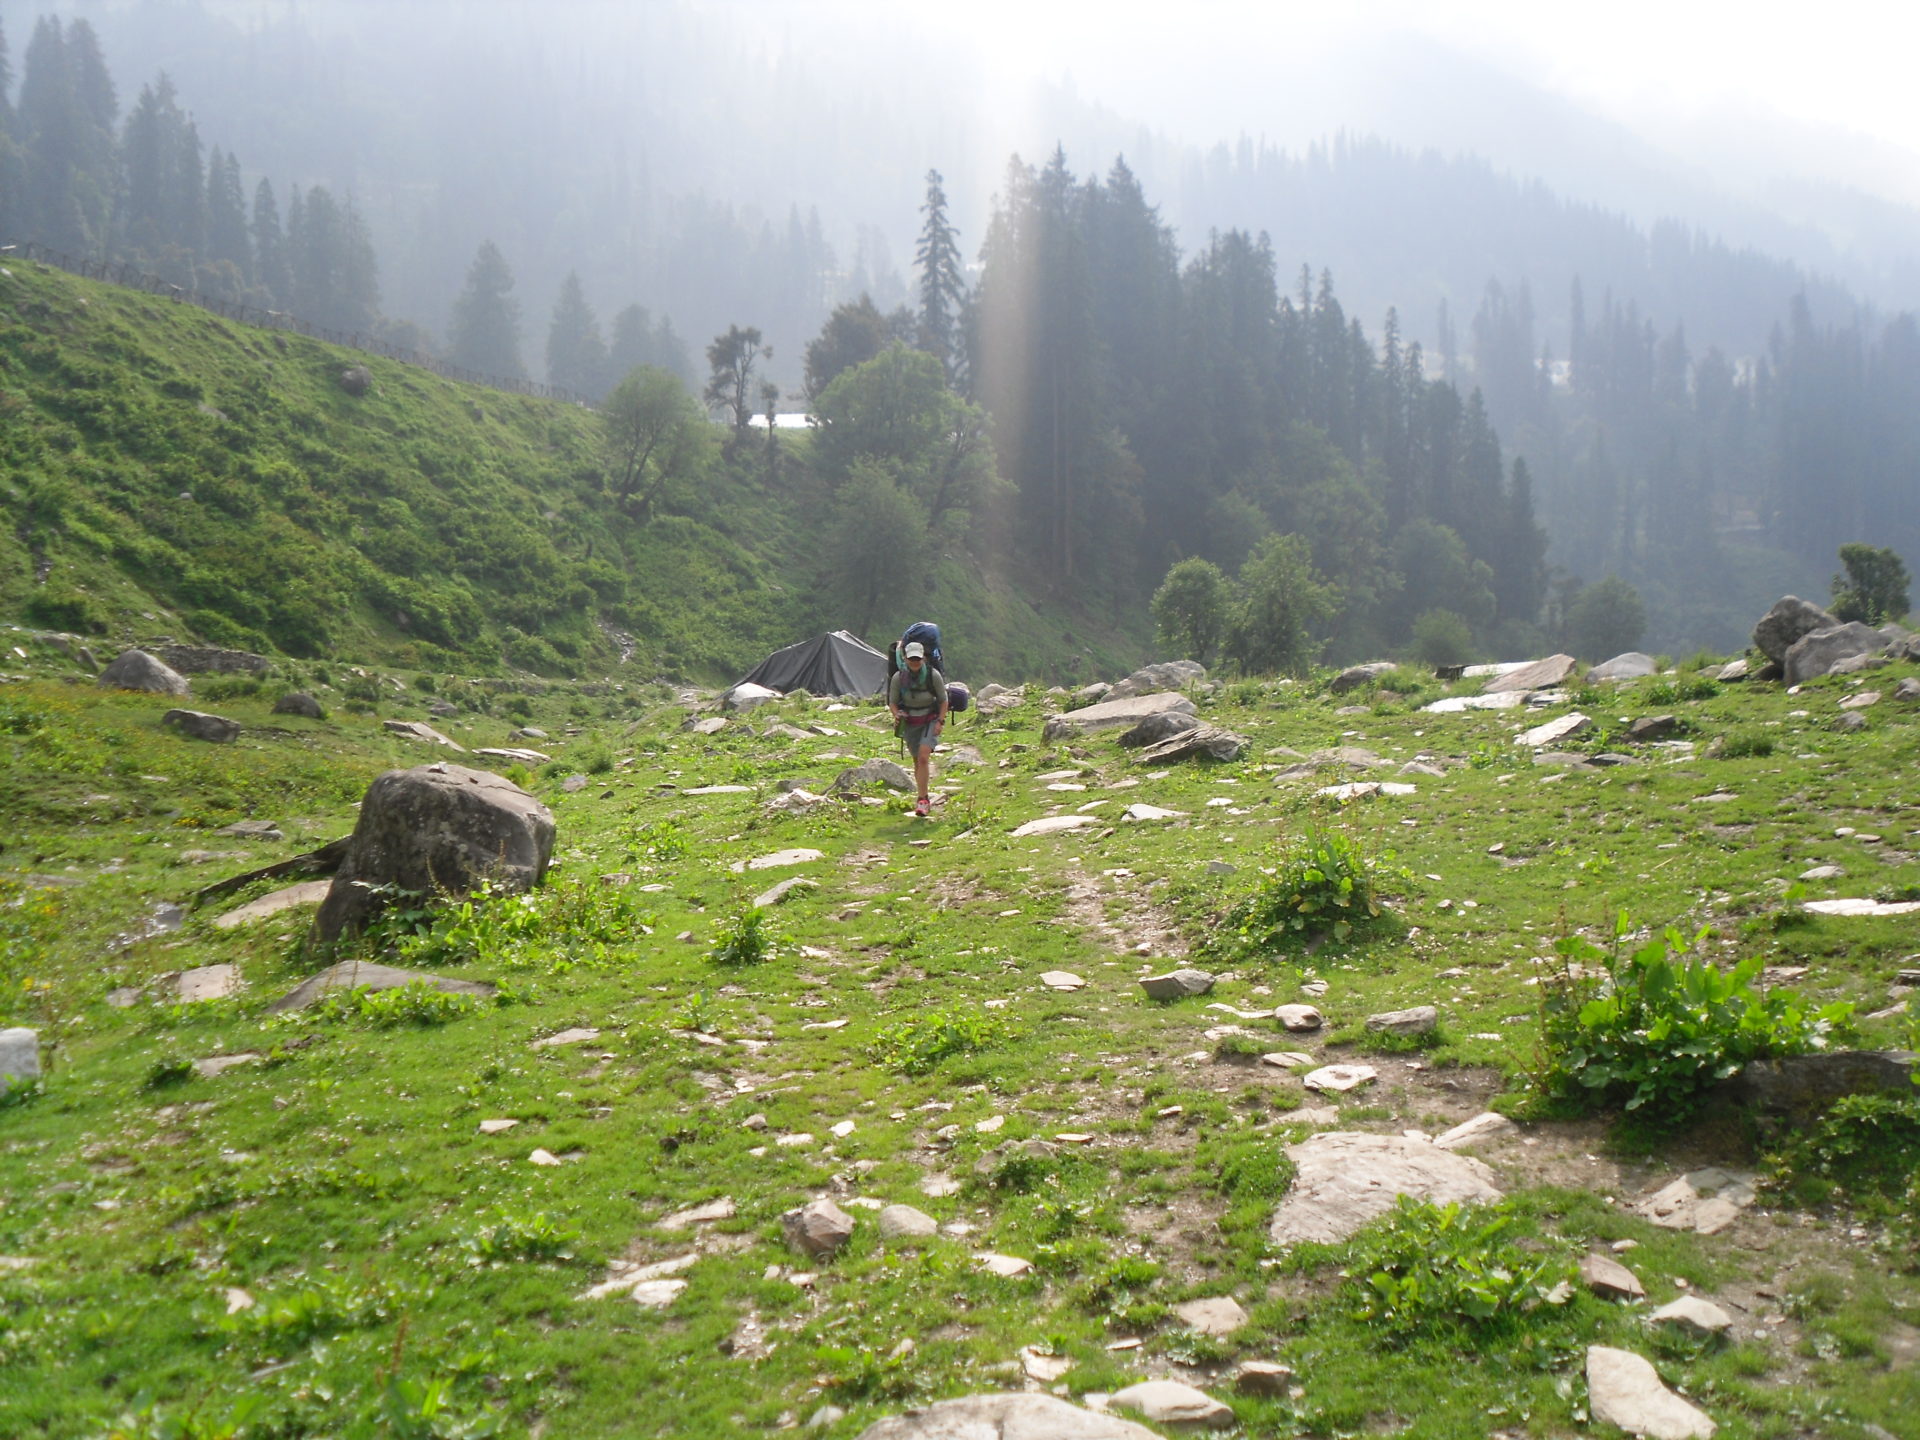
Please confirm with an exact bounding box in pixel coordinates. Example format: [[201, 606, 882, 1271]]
[[1580, 1252, 1646, 1300], [1274, 1004, 1323, 1032], [1651, 1296, 1734, 1335], [1364, 1005, 1436, 1035], [1107, 1379, 1235, 1430], [1140, 969, 1215, 1000], [1174, 1296, 1249, 1336], [877, 1204, 940, 1242], [782, 1198, 856, 1258], [1586, 1346, 1716, 1440]]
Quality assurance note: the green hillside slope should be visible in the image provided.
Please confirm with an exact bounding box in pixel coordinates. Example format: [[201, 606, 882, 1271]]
[[0, 259, 1137, 685]]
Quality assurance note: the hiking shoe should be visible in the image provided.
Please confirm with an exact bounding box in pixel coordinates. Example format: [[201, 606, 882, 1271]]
[[915, 798, 930, 817]]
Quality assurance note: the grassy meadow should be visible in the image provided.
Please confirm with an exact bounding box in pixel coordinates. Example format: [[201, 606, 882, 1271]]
[[0, 648, 1917, 1439]]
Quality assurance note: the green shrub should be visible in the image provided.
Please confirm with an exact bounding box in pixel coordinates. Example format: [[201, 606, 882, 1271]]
[[23, 588, 106, 635], [1536, 916, 1855, 1123], [308, 980, 483, 1028], [389, 881, 544, 968], [1212, 827, 1397, 955], [1338, 1196, 1573, 1341], [710, 904, 784, 967], [869, 1006, 1010, 1075], [1717, 729, 1774, 758], [463, 1208, 580, 1264], [1765, 1093, 1920, 1212]]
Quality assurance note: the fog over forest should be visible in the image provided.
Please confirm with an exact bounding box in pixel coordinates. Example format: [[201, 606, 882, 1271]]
[[5, 0, 1919, 658]]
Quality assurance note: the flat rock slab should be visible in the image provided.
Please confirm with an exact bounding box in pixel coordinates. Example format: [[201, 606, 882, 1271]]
[[1010, 815, 1099, 837], [1651, 1296, 1734, 1334], [192, 1052, 262, 1079], [1270, 1132, 1504, 1246], [1108, 1380, 1235, 1429], [1040, 971, 1086, 991], [1433, 1112, 1515, 1150], [1042, 691, 1196, 742], [1481, 653, 1577, 694], [1365, 1005, 1437, 1035], [382, 720, 465, 751], [1134, 724, 1247, 764], [1302, 1064, 1376, 1093], [1274, 1004, 1323, 1031], [162, 709, 242, 743], [1803, 898, 1920, 917], [1122, 803, 1187, 821], [1586, 1346, 1716, 1440], [977, 1253, 1034, 1277], [729, 848, 825, 872], [1174, 1296, 1249, 1336], [175, 964, 242, 1002], [213, 880, 331, 930], [1316, 781, 1416, 800], [0, 1028, 42, 1088], [1635, 1168, 1757, 1235], [268, 961, 495, 1014], [474, 747, 551, 764], [659, 1196, 736, 1230], [1423, 691, 1526, 713], [1141, 969, 1215, 1000], [1580, 1252, 1646, 1299], [690, 716, 728, 735], [754, 876, 818, 907], [683, 784, 754, 795], [1515, 712, 1590, 747], [530, 1027, 600, 1050], [854, 1394, 1162, 1440], [832, 760, 914, 793]]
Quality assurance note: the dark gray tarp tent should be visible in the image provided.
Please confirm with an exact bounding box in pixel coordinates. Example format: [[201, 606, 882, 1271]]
[[737, 630, 889, 697]]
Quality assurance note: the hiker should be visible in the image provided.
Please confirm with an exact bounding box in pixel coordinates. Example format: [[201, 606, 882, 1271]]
[[888, 640, 948, 816]]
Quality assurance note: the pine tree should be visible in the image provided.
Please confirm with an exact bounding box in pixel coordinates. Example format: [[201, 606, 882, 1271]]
[[446, 240, 525, 378], [0, 17, 19, 241], [289, 185, 379, 332], [17, 17, 118, 254], [252, 178, 289, 304], [204, 148, 250, 280], [545, 271, 608, 398], [914, 169, 965, 382]]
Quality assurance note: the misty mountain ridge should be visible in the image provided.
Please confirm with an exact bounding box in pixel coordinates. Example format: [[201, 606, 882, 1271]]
[[46, 0, 1919, 386]]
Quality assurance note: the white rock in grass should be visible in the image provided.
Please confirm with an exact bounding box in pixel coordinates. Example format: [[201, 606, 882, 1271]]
[[1269, 1132, 1502, 1245], [1174, 1296, 1249, 1336], [0, 1029, 42, 1091], [1041, 971, 1086, 991], [976, 1253, 1034, 1278], [529, 1149, 562, 1167], [658, 1196, 735, 1230], [1580, 1252, 1646, 1299], [1274, 1004, 1323, 1031], [1586, 1346, 1716, 1439], [530, 1027, 600, 1050], [729, 848, 825, 872], [1651, 1296, 1734, 1335], [628, 1279, 687, 1308], [1122, 803, 1187, 821], [851, 1395, 1161, 1439], [1432, 1113, 1516, 1150], [1301, 1064, 1376, 1093], [1010, 815, 1099, 837], [1108, 1379, 1235, 1429], [782, 1198, 856, 1258], [877, 1204, 940, 1242], [478, 1119, 519, 1135]]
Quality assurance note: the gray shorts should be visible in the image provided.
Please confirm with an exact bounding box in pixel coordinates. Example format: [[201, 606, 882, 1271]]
[[902, 717, 940, 756]]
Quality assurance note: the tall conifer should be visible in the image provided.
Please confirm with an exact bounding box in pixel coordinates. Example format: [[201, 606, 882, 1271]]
[[447, 240, 525, 378]]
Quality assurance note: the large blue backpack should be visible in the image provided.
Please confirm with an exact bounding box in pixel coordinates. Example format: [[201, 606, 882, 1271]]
[[888, 621, 967, 711]]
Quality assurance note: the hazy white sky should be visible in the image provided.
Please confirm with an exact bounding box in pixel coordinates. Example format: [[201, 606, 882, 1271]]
[[888, 0, 1920, 170]]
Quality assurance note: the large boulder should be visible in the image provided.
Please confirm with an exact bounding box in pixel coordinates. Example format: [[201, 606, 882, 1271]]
[[1043, 691, 1196, 742], [272, 691, 326, 719], [1586, 652, 1657, 682], [1783, 622, 1885, 684], [1732, 1050, 1918, 1123], [1107, 660, 1206, 700], [1480, 654, 1577, 694], [722, 682, 782, 712], [1270, 1132, 1503, 1245], [97, 649, 190, 696], [0, 1028, 41, 1093], [1134, 724, 1247, 764], [161, 709, 241, 743], [1328, 661, 1397, 694], [831, 759, 913, 793], [1117, 710, 1203, 748], [855, 1395, 1161, 1440], [157, 645, 271, 676], [1752, 595, 1839, 664], [312, 764, 555, 943], [267, 960, 496, 1013]]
